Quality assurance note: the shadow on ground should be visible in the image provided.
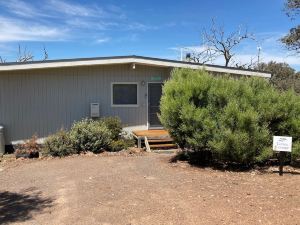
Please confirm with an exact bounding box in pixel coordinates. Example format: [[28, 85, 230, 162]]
[[170, 150, 300, 175], [0, 187, 54, 224]]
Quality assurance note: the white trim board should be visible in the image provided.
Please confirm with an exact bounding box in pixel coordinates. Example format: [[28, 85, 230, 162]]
[[0, 56, 271, 78]]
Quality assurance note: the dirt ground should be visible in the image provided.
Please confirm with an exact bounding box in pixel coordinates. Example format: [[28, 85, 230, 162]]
[[0, 152, 300, 225]]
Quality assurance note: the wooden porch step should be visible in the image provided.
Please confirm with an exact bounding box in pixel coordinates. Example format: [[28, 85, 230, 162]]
[[149, 143, 178, 149], [133, 129, 177, 151], [147, 138, 173, 143], [133, 129, 169, 137]]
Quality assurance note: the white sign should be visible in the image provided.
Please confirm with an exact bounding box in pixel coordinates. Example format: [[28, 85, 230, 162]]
[[90, 103, 100, 118], [273, 136, 292, 152]]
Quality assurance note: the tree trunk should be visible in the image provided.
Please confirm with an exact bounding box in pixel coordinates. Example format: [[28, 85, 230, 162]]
[[225, 58, 230, 67]]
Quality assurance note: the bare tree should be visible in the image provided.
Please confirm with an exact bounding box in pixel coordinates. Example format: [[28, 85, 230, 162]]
[[0, 44, 49, 63], [17, 44, 34, 62], [186, 46, 217, 64], [231, 56, 259, 70], [43, 46, 49, 61], [0, 56, 6, 63], [189, 19, 255, 67]]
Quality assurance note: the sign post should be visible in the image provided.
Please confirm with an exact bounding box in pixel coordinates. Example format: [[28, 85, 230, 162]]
[[273, 136, 292, 176], [278, 151, 285, 176]]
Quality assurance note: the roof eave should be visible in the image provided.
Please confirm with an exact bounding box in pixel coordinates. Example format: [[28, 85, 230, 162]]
[[0, 56, 271, 78]]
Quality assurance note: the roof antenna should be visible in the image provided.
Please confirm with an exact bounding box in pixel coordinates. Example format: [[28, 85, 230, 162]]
[[257, 46, 262, 65]]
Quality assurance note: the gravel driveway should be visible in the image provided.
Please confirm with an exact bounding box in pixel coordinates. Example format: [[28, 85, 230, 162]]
[[0, 153, 300, 225]]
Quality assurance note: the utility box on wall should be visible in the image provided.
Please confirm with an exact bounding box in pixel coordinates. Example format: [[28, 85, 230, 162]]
[[90, 103, 100, 118]]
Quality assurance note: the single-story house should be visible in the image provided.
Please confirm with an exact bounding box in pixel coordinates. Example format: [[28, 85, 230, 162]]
[[0, 55, 271, 145]]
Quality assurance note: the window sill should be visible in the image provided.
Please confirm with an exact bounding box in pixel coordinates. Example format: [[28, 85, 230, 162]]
[[111, 104, 139, 107]]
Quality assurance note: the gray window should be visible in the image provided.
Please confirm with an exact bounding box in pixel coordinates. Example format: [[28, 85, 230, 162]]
[[112, 83, 138, 106]]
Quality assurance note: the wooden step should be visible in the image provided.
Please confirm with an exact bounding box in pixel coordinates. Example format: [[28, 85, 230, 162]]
[[149, 143, 178, 149], [146, 135, 170, 140], [148, 138, 173, 143]]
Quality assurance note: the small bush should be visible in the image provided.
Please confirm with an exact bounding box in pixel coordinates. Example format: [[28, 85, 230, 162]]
[[100, 116, 123, 140], [43, 130, 75, 157], [108, 139, 135, 152], [42, 116, 134, 157], [69, 118, 112, 153], [15, 135, 40, 158]]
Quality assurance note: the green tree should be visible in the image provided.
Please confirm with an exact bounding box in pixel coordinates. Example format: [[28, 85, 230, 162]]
[[282, 0, 300, 53], [285, 0, 300, 17], [257, 61, 300, 93]]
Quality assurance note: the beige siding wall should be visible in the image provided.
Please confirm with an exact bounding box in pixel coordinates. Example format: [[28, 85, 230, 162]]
[[0, 64, 170, 143]]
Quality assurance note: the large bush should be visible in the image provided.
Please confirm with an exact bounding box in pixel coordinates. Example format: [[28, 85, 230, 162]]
[[68, 118, 112, 153], [160, 68, 300, 165]]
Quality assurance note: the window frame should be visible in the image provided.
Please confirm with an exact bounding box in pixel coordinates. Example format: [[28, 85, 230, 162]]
[[111, 82, 139, 107]]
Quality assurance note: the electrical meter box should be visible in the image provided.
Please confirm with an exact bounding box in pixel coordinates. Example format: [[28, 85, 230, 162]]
[[90, 103, 100, 118]]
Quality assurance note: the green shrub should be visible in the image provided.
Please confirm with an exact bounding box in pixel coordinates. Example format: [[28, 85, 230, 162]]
[[108, 139, 135, 152], [43, 130, 75, 157], [43, 117, 132, 156], [69, 118, 112, 153], [160, 68, 300, 165], [100, 116, 122, 140], [291, 141, 300, 165]]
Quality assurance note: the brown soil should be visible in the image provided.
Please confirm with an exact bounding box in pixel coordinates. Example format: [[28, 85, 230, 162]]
[[0, 153, 300, 225]]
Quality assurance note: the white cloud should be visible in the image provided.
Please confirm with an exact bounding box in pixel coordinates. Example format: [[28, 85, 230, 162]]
[[0, 0, 45, 18], [0, 17, 67, 42], [47, 0, 104, 17], [115, 33, 140, 43], [0, 0, 154, 43], [95, 37, 110, 44], [1, 0, 115, 19], [125, 22, 156, 31]]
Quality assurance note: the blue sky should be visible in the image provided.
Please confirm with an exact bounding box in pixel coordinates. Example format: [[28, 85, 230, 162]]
[[0, 0, 299, 70]]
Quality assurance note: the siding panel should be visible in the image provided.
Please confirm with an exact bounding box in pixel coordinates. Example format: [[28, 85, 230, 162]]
[[0, 64, 170, 143]]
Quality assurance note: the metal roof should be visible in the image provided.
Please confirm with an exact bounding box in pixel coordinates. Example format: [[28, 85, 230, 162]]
[[0, 55, 271, 78]]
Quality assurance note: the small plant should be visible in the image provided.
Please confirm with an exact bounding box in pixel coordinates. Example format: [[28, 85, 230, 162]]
[[101, 116, 123, 140], [69, 118, 112, 153], [15, 135, 40, 158], [41, 116, 135, 157], [43, 129, 75, 157], [108, 139, 135, 152]]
